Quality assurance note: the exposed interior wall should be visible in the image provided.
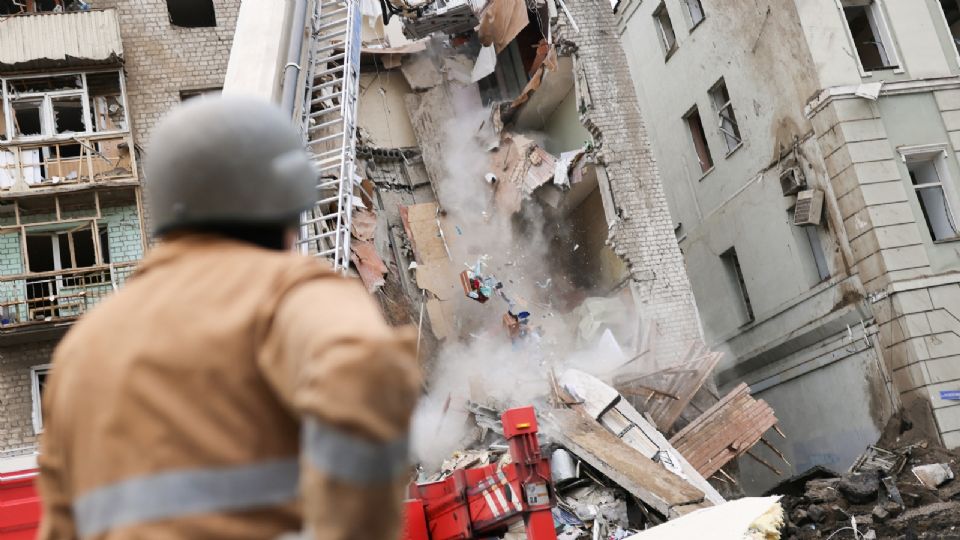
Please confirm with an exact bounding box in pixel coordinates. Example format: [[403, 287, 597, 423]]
[[358, 71, 419, 148], [543, 88, 591, 155]]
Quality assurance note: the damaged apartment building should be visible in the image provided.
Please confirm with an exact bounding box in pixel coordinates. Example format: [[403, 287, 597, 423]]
[[0, 0, 240, 464], [613, 0, 960, 492]]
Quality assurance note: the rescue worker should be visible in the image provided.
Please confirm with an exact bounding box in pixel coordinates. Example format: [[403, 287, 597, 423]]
[[37, 96, 421, 539]]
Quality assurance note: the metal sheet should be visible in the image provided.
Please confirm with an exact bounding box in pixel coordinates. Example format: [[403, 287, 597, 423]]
[[0, 9, 123, 69]]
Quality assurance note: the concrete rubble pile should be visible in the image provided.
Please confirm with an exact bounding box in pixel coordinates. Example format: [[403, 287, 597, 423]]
[[768, 411, 960, 539], [414, 366, 788, 538]]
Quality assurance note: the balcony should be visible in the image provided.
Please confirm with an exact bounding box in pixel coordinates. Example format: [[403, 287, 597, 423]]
[[0, 262, 135, 332], [1, 69, 137, 196], [0, 133, 136, 195], [0, 9, 123, 72]]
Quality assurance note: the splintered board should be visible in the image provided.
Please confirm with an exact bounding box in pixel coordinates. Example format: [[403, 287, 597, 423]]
[[669, 383, 778, 479], [542, 407, 710, 519]]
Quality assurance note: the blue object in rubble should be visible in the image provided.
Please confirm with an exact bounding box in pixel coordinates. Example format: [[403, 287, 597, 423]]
[[941, 390, 960, 401]]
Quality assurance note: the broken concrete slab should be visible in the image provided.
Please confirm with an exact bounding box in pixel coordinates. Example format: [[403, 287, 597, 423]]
[[912, 463, 955, 489], [559, 369, 726, 506], [542, 407, 711, 519]]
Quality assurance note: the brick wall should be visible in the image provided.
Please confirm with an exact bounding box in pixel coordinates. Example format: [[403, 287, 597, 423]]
[[0, 340, 57, 452], [95, 0, 241, 232], [557, 3, 703, 366]]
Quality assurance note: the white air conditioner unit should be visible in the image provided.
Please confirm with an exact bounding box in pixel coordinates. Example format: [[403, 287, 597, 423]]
[[794, 189, 824, 226], [779, 164, 806, 196]]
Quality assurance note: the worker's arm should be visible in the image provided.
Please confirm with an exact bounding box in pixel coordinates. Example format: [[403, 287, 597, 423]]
[[36, 366, 78, 540], [259, 276, 421, 540]]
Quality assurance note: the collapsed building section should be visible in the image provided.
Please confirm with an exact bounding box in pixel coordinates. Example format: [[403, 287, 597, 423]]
[[344, 0, 790, 533]]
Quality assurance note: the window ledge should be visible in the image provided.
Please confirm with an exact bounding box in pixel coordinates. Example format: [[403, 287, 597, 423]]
[[724, 141, 744, 159], [934, 236, 960, 245], [698, 165, 716, 181], [863, 66, 901, 76], [664, 46, 678, 62], [689, 17, 706, 33]]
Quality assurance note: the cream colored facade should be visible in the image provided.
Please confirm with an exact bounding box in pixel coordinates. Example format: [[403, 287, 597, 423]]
[[617, 0, 960, 492]]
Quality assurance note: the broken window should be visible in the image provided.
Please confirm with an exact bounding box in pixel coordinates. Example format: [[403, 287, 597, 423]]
[[31, 365, 50, 433], [721, 247, 754, 324], [684, 106, 714, 174], [3, 72, 128, 141], [684, 0, 705, 28], [653, 3, 678, 57], [52, 95, 86, 134], [940, 0, 960, 54], [841, 0, 899, 72], [87, 72, 127, 132], [166, 0, 217, 28], [12, 100, 43, 137], [907, 155, 959, 241], [709, 78, 742, 154], [0, 0, 85, 15]]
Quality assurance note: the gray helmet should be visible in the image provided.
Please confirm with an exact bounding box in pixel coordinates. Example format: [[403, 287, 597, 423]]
[[145, 96, 316, 235]]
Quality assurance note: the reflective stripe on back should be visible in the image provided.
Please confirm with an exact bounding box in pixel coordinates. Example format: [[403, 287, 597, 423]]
[[73, 458, 299, 538], [302, 418, 409, 485]]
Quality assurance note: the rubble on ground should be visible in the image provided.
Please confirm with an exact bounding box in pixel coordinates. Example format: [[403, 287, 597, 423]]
[[414, 358, 787, 538], [769, 412, 960, 539]]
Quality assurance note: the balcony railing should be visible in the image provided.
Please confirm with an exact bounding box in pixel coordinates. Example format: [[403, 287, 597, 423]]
[[0, 262, 136, 329], [0, 133, 136, 192]]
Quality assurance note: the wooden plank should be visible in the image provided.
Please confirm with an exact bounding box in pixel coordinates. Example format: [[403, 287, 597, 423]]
[[542, 408, 709, 519], [656, 352, 723, 431], [671, 383, 749, 442]]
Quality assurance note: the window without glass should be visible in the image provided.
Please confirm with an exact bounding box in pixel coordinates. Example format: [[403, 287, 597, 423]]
[[653, 3, 678, 56], [166, 0, 217, 27], [684, 107, 714, 173], [31, 365, 50, 433], [841, 0, 898, 71], [709, 78, 742, 154], [685, 0, 705, 28], [721, 248, 754, 324], [180, 88, 223, 102], [3, 72, 127, 140], [907, 156, 959, 241], [940, 0, 960, 54]]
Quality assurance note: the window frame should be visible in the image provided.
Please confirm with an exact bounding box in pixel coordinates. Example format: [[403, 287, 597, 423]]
[[683, 0, 706, 30], [165, 0, 218, 28], [899, 144, 960, 243], [720, 247, 755, 325], [1, 70, 130, 144], [837, 0, 902, 76], [708, 78, 743, 156], [31, 364, 51, 434], [653, 2, 678, 59], [683, 105, 714, 176], [935, 0, 960, 69]]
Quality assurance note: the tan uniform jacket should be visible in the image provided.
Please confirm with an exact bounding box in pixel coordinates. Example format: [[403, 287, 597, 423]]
[[37, 236, 420, 539]]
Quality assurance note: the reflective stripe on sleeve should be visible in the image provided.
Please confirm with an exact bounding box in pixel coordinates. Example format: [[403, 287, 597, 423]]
[[302, 417, 409, 485], [73, 458, 299, 538]]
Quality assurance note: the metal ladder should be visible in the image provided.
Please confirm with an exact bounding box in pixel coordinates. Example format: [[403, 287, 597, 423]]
[[297, 0, 362, 272]]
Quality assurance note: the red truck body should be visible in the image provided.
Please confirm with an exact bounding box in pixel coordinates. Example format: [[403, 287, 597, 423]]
[[0, 469, 40, 540]]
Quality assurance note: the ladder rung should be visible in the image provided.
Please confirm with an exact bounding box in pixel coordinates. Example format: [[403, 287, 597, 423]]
[[317, 18, 349, 32], [312, 148, 344, 159], [319, 6, 348, 19], [309, 104, 343, 118], [315, 38, 347, 55], [309, 117, 342, 132], [314, 78, 344, 92], [309, 131, 344, 145], [312, 53, 346, 68], [314, 62, 346, 78]]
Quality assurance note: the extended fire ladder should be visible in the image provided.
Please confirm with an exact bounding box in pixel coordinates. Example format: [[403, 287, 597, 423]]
[[296, 0, 362, 272]]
